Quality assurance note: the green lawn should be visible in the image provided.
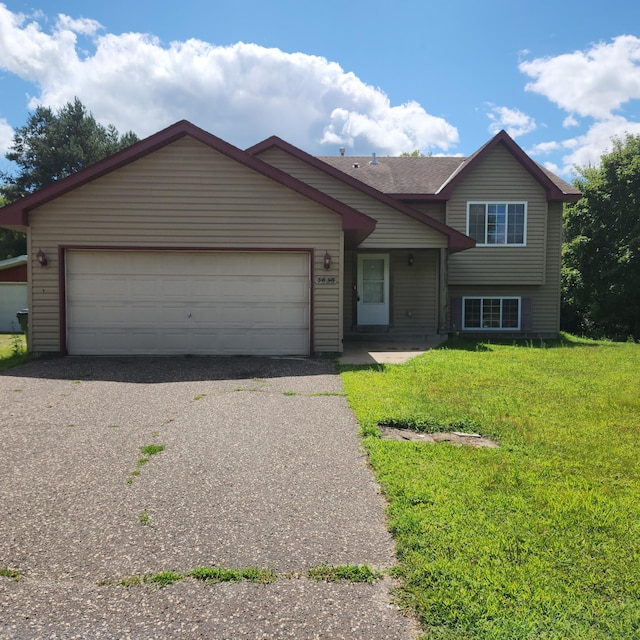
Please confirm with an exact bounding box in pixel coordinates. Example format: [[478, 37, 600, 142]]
[[340, 335, 640, 639], [0, 333, 29, 371]]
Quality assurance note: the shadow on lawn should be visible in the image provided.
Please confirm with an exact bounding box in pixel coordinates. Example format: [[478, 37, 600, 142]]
[[438, 333, 607, 352]]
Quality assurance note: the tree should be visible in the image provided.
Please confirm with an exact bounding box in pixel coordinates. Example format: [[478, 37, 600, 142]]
[[562, 133, 640, 340], [0, 98, 138, 260], [399, 150, 432, 157]]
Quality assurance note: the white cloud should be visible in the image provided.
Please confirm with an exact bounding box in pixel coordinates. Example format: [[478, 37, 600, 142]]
[[55, 14, 101, 36], [0, 117, 13, 154], [520, 36, 640, 119], [0, 4, 458, 155], [527, 140, 560, 156], [519, 36, 640, 176], [486, 104, 536, 138], [558, 116, 640, 172]]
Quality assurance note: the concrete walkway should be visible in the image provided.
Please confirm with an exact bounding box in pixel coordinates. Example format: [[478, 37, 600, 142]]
[[0, 357, 417, 639], [340, 335, 447, 365]]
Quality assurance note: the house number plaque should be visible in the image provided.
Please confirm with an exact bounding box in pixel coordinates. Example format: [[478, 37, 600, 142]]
[[314, 275, 338, 285]]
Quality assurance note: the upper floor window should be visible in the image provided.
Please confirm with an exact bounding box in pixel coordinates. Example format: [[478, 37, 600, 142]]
[[467, 202, 527, 245]]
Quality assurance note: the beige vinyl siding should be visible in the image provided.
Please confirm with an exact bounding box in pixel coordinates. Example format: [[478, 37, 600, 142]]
[[403, 201, 446, 224], [450, 202, 564, 334], [390, 250, 438, 331], [447, 144, 548, 285], [343, 249, 438, 332], [257, 148, 447, 249], [28, 136, 343, 354]]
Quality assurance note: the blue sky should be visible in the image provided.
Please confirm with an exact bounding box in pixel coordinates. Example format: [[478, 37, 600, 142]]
[[1, 0, 640, 179]]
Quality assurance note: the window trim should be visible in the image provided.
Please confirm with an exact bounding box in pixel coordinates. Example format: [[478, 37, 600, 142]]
[[462, 296, 522, 331], [466, 201, 527, 246]]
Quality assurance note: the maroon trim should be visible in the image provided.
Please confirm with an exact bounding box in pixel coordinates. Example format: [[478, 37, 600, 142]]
[[247, 136, 476, 253], [437, 130, 582, 202], [389, 194, 446, 201], [59, 246, 316, 357], [0, 264, 27, 282], [59, 244, 317, 254], [58, 246, 67, 355], [0, 120, 376, 246]]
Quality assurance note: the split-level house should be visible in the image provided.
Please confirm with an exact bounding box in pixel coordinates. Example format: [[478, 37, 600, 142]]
[[0, 121, 580, 357]]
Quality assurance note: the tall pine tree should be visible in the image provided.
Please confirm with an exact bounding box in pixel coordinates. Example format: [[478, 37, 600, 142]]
[[0, 98, 138, 259]]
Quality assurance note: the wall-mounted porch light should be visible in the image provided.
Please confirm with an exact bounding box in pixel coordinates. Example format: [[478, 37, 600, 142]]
[[323, 251, 332, 270], [407, 254, 414, 267], [36, 249, 48, 267]]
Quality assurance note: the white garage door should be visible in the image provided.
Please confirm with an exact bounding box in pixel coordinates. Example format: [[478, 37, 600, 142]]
[[66, 250, 310, 356]]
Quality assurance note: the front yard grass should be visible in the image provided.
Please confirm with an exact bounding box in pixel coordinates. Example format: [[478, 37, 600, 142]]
[[0, 333, 29, 371], [340, 334, 640, 639]]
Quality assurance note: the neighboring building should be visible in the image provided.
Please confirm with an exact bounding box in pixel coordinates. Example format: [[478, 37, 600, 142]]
[[0, 254, 28, 333], [0, 121, 580, 356]]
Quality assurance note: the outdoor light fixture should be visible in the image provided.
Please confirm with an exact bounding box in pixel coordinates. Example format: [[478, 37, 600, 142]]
[[408, 254, 414, 267], [323, 251, 332, 270], [36, 249, 48, 267]]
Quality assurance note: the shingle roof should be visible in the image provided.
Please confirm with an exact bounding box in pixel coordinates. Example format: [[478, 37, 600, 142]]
[[319, 154, 581, 200], [319, 132, 582, 202], [316, 156, 465, 195]]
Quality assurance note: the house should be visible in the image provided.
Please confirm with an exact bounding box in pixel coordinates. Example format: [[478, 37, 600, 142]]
[[0, 254, 28, 332], [0, 120, 580, 357]]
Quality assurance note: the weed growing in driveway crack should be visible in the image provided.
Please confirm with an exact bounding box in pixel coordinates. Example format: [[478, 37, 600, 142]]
[[127, 444, 165, 484], [306, 391, 346, 397], [283, 391, 299, 396], [193, 394, 206, 401], [0, 568, 21, 581], [140, 444, 165, 456], [189, 567, 277, 584], [139, 510, 151, 525], [99, 566, 277, 589], [307, 564, 383, 583]]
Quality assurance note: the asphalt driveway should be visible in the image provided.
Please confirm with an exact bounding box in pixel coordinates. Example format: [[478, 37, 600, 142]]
[[0, 357, 416, 639]]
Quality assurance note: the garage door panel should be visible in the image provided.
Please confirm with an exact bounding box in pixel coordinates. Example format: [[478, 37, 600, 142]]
[[66, 250, 310, 356]]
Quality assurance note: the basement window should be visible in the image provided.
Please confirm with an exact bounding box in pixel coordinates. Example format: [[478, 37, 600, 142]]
[[463, 297, 521, 330]]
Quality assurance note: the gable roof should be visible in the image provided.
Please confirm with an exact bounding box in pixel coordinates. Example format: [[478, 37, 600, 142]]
[[0, 120, 376, 247], [247, 136, 475, 253], [319, 130, 582, 202]]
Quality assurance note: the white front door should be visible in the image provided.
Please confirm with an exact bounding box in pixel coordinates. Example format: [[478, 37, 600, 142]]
[[357, 254, 389, 325]]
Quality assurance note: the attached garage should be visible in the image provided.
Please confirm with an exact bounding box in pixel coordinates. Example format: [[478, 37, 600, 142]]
[[0, 122, 377, 356], [65, 250, 310, 356]]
